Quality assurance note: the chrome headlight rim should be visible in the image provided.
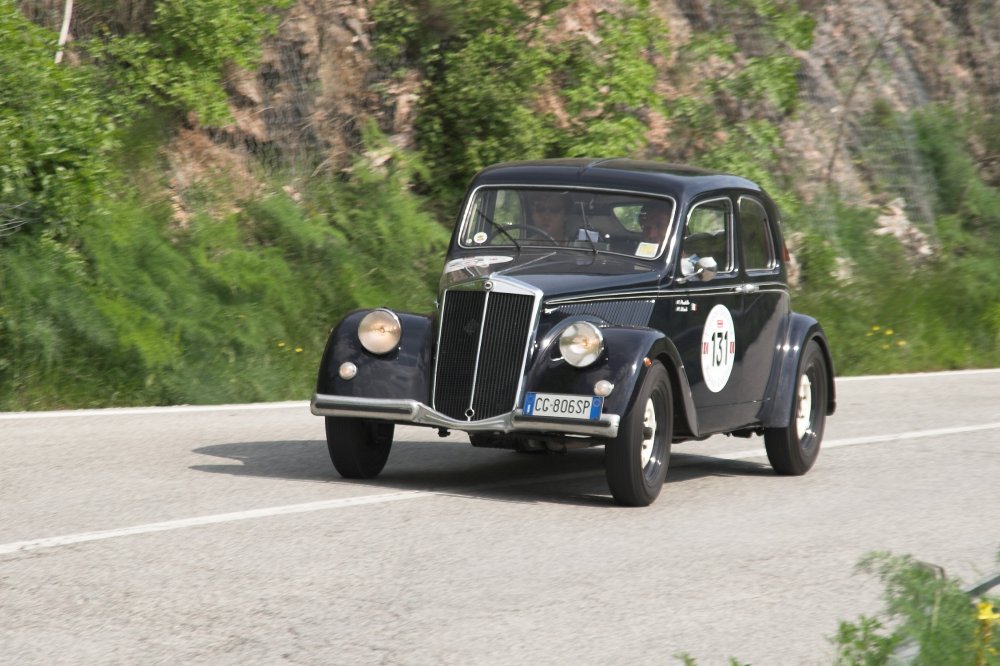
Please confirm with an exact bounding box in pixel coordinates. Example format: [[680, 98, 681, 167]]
[[357, 308, 402, 355], [559, 320, 605, 368]]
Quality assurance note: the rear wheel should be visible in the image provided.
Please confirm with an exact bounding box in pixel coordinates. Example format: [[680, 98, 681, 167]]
[[764, 340, 828, 475], [606, 361, 672, 506], [325, 417, 394, 478]]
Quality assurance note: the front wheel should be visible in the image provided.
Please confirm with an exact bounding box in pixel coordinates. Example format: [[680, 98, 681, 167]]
[[325, 417, 394, 479], [605, 361, 673, 506], [764, 340, 828, 475]]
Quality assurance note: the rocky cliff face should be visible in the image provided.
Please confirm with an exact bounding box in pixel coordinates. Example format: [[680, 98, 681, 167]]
[[210, 0, 998, 209], [785, 1, 999, 197]]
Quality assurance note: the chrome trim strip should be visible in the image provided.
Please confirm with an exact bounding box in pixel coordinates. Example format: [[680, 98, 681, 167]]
[[464, 289, 493, 419], [546, 290, 662, 305], [430, 289, 448, 413], [545, 283, 789, 308], [311, 394, 620, 438]]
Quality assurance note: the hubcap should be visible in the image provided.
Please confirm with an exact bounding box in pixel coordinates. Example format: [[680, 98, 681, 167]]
[[640, 397, 657, 468], [795, 373, 813, 440]]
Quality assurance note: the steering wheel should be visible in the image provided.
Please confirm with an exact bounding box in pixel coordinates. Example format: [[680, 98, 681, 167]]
[[512, 224, 557, 243]]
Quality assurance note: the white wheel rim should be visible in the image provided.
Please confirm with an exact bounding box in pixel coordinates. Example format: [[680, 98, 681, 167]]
[[795, 373, 813, 440], [640, 397, 657, 468]]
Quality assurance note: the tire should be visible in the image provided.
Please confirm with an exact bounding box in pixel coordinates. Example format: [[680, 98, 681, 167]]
[[325, 417, 394, 479], [605, 361, 673, 506], [764, 340, 828, 475]]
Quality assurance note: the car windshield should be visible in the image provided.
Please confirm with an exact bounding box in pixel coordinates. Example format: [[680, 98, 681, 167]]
[[458, 187, 676, 260]]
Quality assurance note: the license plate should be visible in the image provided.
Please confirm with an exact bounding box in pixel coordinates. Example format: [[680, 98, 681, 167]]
[[523, 392, 603, 420]]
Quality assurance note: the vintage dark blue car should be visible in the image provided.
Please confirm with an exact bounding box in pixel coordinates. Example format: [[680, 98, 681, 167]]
[[311, 159, 836, 506]]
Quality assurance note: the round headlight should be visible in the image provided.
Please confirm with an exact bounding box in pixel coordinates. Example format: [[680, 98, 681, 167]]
[[358, 309, 401, 354], [559, 321, 604, 368]]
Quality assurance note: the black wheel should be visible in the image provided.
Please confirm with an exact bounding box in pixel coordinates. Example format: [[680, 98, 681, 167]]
[[764, 340, 828, 475], [606, 361, 673, 506], [324, 417, 394, 479]]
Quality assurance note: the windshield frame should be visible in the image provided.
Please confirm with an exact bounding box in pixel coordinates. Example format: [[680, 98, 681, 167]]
[[456, 184, 678, 261]]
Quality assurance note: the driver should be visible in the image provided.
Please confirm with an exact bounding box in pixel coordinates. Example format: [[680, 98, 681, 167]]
[[638, 201, 671, 245], [527, 193, 571, 240]]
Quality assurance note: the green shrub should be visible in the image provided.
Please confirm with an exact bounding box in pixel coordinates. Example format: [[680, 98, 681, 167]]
[[833, 552, 1000, 665], [0, 5, 119, 237], [83, 0, 293, 126], [373, 0, 667, 209], [0, 136, 448, 409]]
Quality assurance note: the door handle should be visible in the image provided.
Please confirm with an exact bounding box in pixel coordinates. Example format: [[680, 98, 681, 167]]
[[736, 284, 759, 294]]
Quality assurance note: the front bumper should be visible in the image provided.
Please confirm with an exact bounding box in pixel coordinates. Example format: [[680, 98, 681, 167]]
[[311, 393, 621, 438]]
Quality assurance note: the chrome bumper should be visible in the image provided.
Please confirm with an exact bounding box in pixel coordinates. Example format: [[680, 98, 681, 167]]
[[311, 393, 620, 438]]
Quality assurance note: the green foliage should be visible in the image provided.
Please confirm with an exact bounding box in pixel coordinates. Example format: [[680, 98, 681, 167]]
[[833, 615, 898, 665], [5, 0, 1000, 409], [414, 25, 553, 202], [790, 105, 1000, 376], [373, 0, 666, 208], [301, 136, 450, 314], [832, 552, 1000, 665], [793, 229, 1000, 375], [0, 4, 118, 236], [0, 128, 448, 409], [746, 0, 815, 50], [549, 3, 666, 157], [687, 0, 815, 109], [86, 0, 292, 126], [664, 0, 814, 206], [914, 104, 1000, 242], [2, 0, 291, 243]]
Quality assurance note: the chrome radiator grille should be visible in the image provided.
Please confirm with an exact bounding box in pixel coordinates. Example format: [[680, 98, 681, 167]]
[[433, 289, 535, 421]]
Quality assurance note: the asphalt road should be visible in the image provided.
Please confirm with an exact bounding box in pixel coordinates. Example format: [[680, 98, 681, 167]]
[[2, 369, 999, 665]]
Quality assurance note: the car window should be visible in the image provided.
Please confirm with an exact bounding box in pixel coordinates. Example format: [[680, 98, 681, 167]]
[[458, 187, 676, 259], [611, 204, 643, 231], [681, 198, 732, 273], [739, 196, 775, 271]]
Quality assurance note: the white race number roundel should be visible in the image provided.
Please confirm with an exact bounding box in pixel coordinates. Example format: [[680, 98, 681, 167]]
[[701, 304, 736, 393]]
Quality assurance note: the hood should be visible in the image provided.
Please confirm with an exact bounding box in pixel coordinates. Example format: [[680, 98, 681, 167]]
[[439, 249, 666, 300]]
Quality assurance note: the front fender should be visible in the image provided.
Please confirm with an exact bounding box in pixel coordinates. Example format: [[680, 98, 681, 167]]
[[522, 326, 698, 437], [756, 313, 836, 428], [316, 309, 435, 402]]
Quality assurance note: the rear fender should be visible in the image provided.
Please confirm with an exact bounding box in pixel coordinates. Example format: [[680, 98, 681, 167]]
[[756, 313, 836, 428], [316, 309, 435, 402]]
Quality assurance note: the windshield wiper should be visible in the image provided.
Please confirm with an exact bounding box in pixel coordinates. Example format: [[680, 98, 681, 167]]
[[475, 208, 521, 253], [576, 202, 599, 255]]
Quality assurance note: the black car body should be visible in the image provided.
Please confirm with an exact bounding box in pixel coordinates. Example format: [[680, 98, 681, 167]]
[[312, 159, 836, 505]]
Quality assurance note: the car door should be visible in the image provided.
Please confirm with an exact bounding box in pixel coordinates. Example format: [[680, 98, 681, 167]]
[[667, 195, 746, 434], [731, 194, 790, 423]]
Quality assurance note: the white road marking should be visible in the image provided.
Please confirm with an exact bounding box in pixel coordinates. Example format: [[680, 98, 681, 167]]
[[836, 367, 1000, 382], [711, 422, 1000, 461], [0, 492, 430, 556], [0, 401, 308, 420], [3, 420, 1000, 557]]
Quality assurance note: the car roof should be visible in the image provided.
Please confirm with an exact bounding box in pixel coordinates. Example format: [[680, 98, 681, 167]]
[[469, 158, 764, 201]]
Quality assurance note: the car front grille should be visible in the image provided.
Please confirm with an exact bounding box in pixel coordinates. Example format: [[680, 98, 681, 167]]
[[434, 289, 535, 421]]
